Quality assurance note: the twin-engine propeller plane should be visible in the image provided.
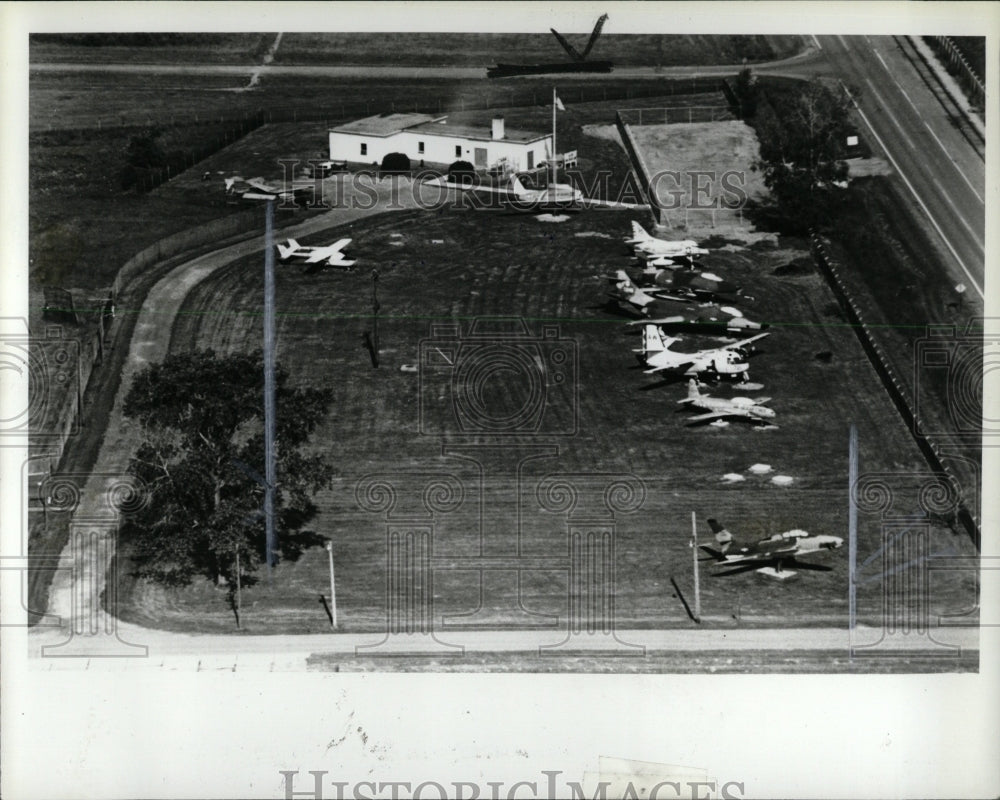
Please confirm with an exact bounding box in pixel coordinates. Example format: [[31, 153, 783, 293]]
[[699, 518, 843, 577], [635, 324, 767, 380]]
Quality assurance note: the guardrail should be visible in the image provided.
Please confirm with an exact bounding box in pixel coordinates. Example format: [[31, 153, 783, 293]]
[[810, 233, 980, 548]]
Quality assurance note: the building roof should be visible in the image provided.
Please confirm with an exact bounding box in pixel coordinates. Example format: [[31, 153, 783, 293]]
[[407, 121, 550, 144], [330, 112, 445, 137], [330, 113, 550, 145]]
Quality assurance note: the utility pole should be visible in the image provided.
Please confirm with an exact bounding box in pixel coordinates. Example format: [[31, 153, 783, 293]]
[[691, 511, 701, 623], [235, 550, 242, 629]]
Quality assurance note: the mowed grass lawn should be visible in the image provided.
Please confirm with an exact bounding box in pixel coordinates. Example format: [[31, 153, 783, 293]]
[[113, 204, 979, 636]]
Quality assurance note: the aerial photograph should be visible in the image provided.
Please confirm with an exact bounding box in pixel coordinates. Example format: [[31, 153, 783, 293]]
[[5, 3, 998, 798], [17, 12, 989, 678]]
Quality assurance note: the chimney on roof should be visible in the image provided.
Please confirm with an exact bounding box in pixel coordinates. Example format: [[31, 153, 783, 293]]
[[492, 116, 505, 140]]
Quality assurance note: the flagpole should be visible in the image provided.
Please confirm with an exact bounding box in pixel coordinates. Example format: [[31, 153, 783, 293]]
[[551, 87, 556, 188]]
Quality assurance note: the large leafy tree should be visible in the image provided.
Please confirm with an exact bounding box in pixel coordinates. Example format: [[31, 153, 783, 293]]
[[751, 77, 857, 229], [121, 350, 334, 589]]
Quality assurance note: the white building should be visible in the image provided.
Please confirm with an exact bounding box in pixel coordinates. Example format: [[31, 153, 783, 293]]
[[328, 112, 553, 173]]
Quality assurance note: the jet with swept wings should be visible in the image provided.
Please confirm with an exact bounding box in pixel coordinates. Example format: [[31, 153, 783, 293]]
[[625, 221, 709, 259], [699, 518, 843, 576], [276, 238, 355, 270]]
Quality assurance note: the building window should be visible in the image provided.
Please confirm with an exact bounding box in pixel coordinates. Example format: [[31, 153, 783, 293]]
[[418, 141, 425, 154], [455, 145, 462, 157], [360, 142, 367, 156]]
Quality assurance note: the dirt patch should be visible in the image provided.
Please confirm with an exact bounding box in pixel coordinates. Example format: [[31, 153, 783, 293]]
[[629, 120, 775, 244]]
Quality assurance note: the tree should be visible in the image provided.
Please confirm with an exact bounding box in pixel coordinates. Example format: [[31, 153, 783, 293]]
[[120, 350, 334, 591], [751, 78, 857, 229], [732, 66, 760, 119]]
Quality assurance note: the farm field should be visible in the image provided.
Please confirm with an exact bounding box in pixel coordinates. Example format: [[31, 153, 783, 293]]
[[112, 203, 979, 637]]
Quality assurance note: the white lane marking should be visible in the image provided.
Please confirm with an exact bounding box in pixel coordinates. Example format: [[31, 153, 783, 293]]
[[840, 80, 984, 300], [866, 79, 917, 150], [924, 122, 985, 204], [871, 44, 985, 206], [931, 178, 984, 248], [812, 34, 823, 50]]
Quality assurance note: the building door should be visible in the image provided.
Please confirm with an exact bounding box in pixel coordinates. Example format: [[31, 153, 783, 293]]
[[527, 151, 534, 170], [474, 148, 487, 168]]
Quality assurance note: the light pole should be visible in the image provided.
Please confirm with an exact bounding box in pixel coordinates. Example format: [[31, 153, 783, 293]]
[[325, 539, 337, 629]]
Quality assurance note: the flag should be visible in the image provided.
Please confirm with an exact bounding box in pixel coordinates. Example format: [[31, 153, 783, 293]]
[[555, 94, 566, 112]]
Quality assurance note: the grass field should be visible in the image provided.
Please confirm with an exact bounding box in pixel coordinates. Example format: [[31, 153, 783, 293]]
[[30, 33, 804, 69], [112, 201, 979, 638]]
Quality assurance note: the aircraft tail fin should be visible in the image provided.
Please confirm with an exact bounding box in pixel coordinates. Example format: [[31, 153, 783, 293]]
[[509, 174, 527, 196], [706, 518, 734, 550], [641, 323, 666, 355], [677, 378, 701, 404], [276, 239, 300, 261], [631, 221, 651, 242]]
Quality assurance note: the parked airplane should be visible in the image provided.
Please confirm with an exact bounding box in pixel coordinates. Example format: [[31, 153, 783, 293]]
[[625, 221, 708, 258], [637, 264, 742, 297], [611, 268, 740, 304], [677, 378, 776, 425], [276, 238, 355, 270], [507, 174, 584, 210], [616, 289, 765, 331], [224, 175, 294, 202], [636, 324, 767, 378], [699, 518, 843, 576]]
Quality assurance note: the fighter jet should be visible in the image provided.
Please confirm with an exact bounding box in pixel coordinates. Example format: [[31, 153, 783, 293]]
[[276, 238, 355, 270], [625, 221, 709, 258], [635, 324, 768, 379], [677, 378, 776, 426], [699, 518, 843, 576], [610, 268, 740, 307]]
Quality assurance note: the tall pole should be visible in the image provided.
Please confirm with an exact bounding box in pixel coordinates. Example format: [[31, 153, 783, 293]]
[[848, 424, 858, 644], [326, 540, 337, 629], [235, 550, 242, 629], [264, 200, 277, 576], [691, 511, 701, 623], [371, 269, 380, 368], [551, 87, 557, 187]]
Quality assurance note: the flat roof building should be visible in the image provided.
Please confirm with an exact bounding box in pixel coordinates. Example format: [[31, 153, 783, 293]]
[[329, 113, 554, 173]]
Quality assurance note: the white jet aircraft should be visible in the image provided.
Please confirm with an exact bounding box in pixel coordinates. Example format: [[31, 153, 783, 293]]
[[276, 238, 355, 269], [636, 324, 768, 379], [625, 221, 709, 258], [677, 378, 776, 426], [507, 174, 584, 209], [224, 175, 295, 202]]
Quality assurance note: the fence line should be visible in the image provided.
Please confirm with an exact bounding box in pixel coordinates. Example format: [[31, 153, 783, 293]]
[[810, 233, 980, 548], [925, 36, 985, 109], [616, 105, 732, 126], [31, 77, 731, 134]]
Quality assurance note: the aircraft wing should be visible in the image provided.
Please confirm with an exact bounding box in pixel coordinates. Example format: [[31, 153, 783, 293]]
[[721, 332, 768, 351], [685, 411, 732, 424]]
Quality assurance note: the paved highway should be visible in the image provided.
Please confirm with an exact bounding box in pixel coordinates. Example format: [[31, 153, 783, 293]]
[[814, 35, 986, 301]]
